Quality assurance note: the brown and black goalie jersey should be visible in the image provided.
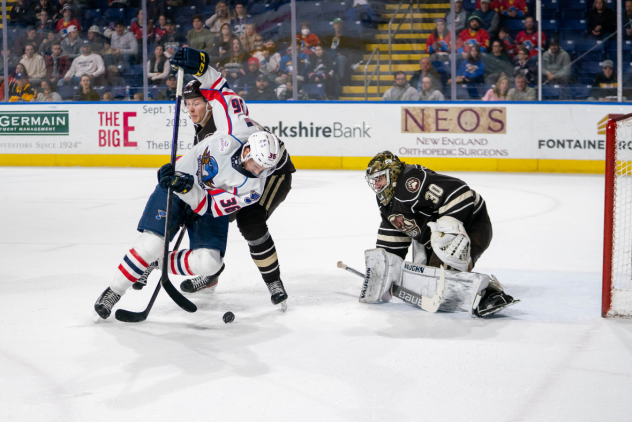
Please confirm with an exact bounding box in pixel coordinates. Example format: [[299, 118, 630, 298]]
[[376, 164, 492, 265]]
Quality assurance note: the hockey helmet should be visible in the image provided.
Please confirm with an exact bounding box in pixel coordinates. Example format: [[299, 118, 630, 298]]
[[242, 132, 282, 170], [366, 151, 404, 206], [183, 80, 206, 101]]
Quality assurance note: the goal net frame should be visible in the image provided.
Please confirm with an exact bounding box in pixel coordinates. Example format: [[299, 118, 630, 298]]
[[602, 113, 632, 318]]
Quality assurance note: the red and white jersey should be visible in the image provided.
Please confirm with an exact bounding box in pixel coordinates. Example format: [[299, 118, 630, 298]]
[[175, 132, 282, 218], [194, 66, 258, 141], [515, 30, 545, 53]]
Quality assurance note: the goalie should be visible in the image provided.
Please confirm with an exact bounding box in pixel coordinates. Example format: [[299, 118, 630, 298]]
[[362, 151, 519, 317]]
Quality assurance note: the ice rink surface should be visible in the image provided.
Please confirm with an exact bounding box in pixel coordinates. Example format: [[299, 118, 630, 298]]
[[1, 167, 631, 422]]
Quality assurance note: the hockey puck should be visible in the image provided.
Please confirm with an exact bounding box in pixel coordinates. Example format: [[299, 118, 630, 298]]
[[223, 311, 235, 323]]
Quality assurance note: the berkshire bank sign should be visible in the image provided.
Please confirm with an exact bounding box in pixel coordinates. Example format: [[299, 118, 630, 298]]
[[0, 111, 69, 135]]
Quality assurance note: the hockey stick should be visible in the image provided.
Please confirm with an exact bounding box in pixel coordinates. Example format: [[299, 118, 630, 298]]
[[115, 227, 188, 323], [336, 261, 445, 313], [156, 67, 197, 314]]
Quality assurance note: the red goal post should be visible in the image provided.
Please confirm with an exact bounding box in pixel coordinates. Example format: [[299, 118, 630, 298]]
[[603, 113, 632, 318]]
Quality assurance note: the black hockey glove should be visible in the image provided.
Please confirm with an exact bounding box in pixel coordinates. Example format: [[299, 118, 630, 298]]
[[168, 172, 195, 194], [171, 47, 210, 77], [157, 163, 175, 186]]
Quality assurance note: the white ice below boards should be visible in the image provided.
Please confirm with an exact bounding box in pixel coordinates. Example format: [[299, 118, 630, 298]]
[[1, 168, 630, 422]]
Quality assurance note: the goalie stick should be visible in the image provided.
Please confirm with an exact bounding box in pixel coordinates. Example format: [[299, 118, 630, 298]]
[[115, 227, 187, 323], [336, 261, 445, 313]]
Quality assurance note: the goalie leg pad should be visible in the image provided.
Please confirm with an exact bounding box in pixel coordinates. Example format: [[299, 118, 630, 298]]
[[411, 240, 428, 265], [361, 249, 403, 303]]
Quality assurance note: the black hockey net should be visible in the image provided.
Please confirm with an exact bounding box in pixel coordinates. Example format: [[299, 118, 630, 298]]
[[603, 114, 632, 317]]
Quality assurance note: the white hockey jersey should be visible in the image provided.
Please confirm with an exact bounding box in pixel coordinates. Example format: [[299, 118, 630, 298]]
[[174, 132, 280, 218], [194, 65, 258, 141]]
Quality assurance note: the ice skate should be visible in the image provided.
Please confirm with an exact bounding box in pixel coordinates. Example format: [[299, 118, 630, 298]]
[[133, 260, 158, 291], [267, 279, 288, 312], [180, 264, 224, 293], [94, 287, 121, 320]]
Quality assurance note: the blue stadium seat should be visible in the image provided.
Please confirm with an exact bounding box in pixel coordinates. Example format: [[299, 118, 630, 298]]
[[578, 61, 603, 74], [311, 21, 333, 37], [321, 2, 348, 20], [58, 85, 79, 100], [561, 10, 585, 20], [125, 8, 139, 19], [575, 39, 605, 52], [249, 2, 268, 15], [85, 8, 103, 19], [105, 8, 126, 21], [541, 0, 559, 11], [95, 0, 108, 9], [93, 86, 107, 98], [565, 85, 592, 100], [541, 9, 557, 19], [560, 0, 587, 10], [462, 0, 477, 11], [504, 20, 525, 31], [541, 19, 558, 32], [559, 39, 576, 54], [296, 2, 324, 16], [147, 86, 162, 101], [303, 83, 325, 99], [173, 6, 197, 17], [175, 15, 191, 27], [542, 84, 564, 100], [560, 19, 587, 31]]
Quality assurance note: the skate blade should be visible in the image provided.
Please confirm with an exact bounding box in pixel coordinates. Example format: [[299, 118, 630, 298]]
[[479, 299, 520, 318], [279, 300, 287, 313], [92, 309, 107, 323]]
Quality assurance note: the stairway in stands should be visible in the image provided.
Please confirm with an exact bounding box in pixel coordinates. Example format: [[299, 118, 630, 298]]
[[340, 0, 450, 101]]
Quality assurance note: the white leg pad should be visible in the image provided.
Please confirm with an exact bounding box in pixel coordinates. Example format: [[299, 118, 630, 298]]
[[360, 248, 403, 303], [412, 240, 428, 265]]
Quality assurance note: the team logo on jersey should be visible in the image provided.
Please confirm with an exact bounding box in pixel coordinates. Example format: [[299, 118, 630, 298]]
[[219, 138, 230, 152], [244, 190, 262, 204], [197, 147, 219, 188], [156, 210, 166, 220], [405, 177, 421, 193], [388, 214, 422, 238]]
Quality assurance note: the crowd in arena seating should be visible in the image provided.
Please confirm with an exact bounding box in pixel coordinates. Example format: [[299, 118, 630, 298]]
[[0, 0, 626, 102], [385, 0, 625, 101]]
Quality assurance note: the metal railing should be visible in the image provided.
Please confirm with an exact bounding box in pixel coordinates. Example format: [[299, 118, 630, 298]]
[[388, 0, 422, 74], [364, 47, 381, 101]]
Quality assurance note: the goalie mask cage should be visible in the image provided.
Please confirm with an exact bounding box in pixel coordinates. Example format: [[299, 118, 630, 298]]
[[603, 113, 632, 318]]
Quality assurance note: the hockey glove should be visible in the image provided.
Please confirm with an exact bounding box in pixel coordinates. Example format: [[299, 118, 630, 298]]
[[171, 47, 210, 77], [157, 163, 175, 186], [168, 172, 195, 194]]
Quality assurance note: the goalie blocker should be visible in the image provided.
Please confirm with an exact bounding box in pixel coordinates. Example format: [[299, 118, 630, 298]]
[[360, 249, 519, 318]]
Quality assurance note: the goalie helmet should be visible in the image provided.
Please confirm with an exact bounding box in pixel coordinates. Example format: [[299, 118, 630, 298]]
[[242, 132, 282, 169], [366, 151, 404, 206]]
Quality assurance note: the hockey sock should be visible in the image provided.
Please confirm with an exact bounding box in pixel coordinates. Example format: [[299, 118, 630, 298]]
[[157, 248, 223, 277], [111, 231, 164, 295], [248, 231, 280, 283]]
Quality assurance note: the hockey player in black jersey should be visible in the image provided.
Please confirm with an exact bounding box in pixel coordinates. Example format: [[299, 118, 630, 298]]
[[363, 151, 519, 317]]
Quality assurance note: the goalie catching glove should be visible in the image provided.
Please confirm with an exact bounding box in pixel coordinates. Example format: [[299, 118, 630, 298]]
[[427, 216, 471, 272]]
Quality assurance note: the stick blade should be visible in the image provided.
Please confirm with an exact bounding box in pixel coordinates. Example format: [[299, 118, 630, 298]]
[[162, 277, 197, 313], [115, 309, 148, 323]]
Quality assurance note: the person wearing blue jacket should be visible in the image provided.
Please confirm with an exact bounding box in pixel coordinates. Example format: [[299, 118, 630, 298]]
[[451, 45, 485, 85]]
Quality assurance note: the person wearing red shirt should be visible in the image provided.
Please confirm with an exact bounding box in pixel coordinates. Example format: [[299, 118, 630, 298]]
[[475, 0, 502, 11], [515, 16, 545, 56], [296, 22, 320, 53], [499, 0, 527, 18], [425, 18, 452, 60], [457, 16, 490, 56], [56, 5, 81, 34]]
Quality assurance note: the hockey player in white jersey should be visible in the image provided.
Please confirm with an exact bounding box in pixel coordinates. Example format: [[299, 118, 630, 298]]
[[93, 131, 283, 319]]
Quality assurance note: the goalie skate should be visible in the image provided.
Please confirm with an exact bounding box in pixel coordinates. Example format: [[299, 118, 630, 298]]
[[475, 292, 520, 318]]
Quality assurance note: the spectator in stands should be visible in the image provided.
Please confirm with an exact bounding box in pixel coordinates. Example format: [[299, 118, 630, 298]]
[[208, 23, 235, 63], [0, 47, 21, 83], [507, 73, 535, 100], [322, 17, 364, 96], [624, 0, 632, 40], [134, 92, 144, 101], [445, 0, 468, 33], [148, 0, 166, 23], [148, 45, 170, 84], [20, 43, 47, 85], [61, 25, 82, 59], [46, 41, 70, 86], [237, 57, 262, 96], [61, 40, 105, 86], [9, 0, 36, 28], [32, 79, 62, 101], [206, 1, 231, 38], [276, 79, 308, 101], [157, 74, 177, 100], [297, 22, 321, 52], [383, 71, 420, 101], [240, 24, 258, 53], [187, 14, 214, 51], [15, 27, 43, 57], [9, 72, 35, 102], [253, 40, 282, 82], [418, 76, 445, 101], [219, 38, 248, 86], [159, 19, 186, 59], [512, 47, 537, 85], [346, 0, 376, 24], [155, 15, 169, 42], [36, 10, 55, 35], [425, 18, 451, 61], [410, 58, 442, 93], [232, 2, 252, 37], [277, 46, 310, 84], [498, 26, 516, 59], [103, 92, 114, 101], [245, 74, 277, 101], [35, 0, 56, 20], [515, 17, 545, 58], [38, 31, 57, 56], [252, 35, 264, 55], [109, 0, 128, 8], [484, 40, 513, 84], [482, 75, 510, 100], [589, 60, 618, 101], [588, 0, 616, 40], [87, 26, 106, 54], [0, 64, 21, 101], [307, 44, 335, 98], [449, 44, 484, 85], [131, 10, 153, 42], [56, 5, 81, 34], [111, 20, 139, 65], [73, 75, 100, 101], [472, 0, 499, 37], [499, 0, 527, 19], [457, 16, 490, 57], [542, 38, 571, 85]]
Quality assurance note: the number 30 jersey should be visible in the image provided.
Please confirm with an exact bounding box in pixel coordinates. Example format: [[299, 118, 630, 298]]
[[174, 132, 281, 218]]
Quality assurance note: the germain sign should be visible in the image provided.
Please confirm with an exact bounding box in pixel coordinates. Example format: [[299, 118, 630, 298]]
[[0, 111, 69, 135]]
